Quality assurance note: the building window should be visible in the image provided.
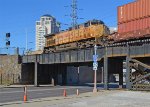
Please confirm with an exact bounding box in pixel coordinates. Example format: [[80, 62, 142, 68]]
[[45, 21, 49, 24], [36, 22, 40, 25], [42, 18, 45, 21]]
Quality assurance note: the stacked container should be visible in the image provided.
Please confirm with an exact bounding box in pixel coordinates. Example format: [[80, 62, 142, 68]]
[[117, 0, 150, 40]]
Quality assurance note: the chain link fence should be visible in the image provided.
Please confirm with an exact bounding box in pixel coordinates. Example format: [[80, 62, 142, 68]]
[[0, 73, 21, 85]]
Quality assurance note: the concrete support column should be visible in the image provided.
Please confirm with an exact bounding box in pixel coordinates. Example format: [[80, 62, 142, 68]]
[[77, 66, 80, 84], [101, 67, 104, 83], [34, 62, 38, 86], [104, 47, 108, 90]]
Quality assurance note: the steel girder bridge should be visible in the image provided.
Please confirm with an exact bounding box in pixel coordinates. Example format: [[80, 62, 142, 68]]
[[22, 43, 150, 91]]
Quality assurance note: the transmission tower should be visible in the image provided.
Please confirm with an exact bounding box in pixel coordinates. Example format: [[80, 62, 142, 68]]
[[71, 0, 78, 28]]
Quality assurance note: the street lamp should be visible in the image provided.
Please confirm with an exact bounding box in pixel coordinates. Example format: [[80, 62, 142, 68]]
[[93, 37, 98, 93]]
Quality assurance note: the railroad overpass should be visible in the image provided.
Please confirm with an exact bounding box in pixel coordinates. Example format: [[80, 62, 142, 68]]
[[22, 43, 150, 90]]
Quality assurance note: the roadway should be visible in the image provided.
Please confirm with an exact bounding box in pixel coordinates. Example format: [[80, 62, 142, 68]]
[[0, 86, 93, 103]]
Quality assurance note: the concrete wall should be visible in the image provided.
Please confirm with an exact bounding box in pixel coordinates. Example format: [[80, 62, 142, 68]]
[[0, 55, 22, 85], [67, 66, 102, 85], [0, 55, 35, 85]]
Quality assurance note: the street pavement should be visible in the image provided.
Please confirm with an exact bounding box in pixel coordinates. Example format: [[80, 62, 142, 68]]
[[0, 90, 150, 107], [0, 85, 93, 103]]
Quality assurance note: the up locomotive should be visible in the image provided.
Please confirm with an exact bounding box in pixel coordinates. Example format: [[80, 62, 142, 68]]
[[44, 19, 110, 53]]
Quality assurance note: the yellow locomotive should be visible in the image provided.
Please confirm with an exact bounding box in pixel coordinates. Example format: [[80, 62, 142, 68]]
[[44, 19, 110, 52]]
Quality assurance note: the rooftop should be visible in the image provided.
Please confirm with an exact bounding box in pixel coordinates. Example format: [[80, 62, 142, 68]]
[[41, 14, 53, 17]]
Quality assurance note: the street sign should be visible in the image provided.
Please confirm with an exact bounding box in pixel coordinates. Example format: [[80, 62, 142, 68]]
[[93, 62, 98, 67], [93, 66, 97, 70], [93, 61, 98, 71], [93, 55, 98, 62]]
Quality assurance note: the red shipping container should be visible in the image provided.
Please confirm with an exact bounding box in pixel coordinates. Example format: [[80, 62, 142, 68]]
[[118, 0, 150, 24], [122, 23, 126, 33], [118, 24, 121, 33], [130, 3, 134, 20], [127, 22, 130, 32], [136, 1, 140, 19], [130, 21, 133, 32], [118, 6, 121, 23], [133, 2, 136, 20], [147, 0, 150, 17], [133, 20, 136, 31], [146, 18, 149, 28], [143, 18, 147, 29], [139, 0, 143, 18], [145, 0, 148, 17], [126, 4, 129, 21], [148, 17, 150, 28], [142, 0, 146, 18], [118, 17, 150, 34]]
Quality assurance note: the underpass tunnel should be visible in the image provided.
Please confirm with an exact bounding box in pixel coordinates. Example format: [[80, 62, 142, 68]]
[[21, 63, 68, 86], [36, 64, 67, 86], [21, 57, 124, 88], [106, 57, 124, 88], [21, 63, 34, 84], [65, 62, 103, 86]]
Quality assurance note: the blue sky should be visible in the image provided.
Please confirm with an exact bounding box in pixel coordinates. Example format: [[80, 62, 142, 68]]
[[0, 0, 134, 51]]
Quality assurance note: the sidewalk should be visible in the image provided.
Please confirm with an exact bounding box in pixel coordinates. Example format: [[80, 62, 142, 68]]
[[0, 84, 54, 88]]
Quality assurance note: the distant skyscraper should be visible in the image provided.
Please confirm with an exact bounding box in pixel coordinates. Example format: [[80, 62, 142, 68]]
[[36, 14, 60, 50]]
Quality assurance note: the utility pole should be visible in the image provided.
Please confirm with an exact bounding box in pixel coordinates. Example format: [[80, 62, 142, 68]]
[[25, 29, 28, 53], [71, 0, 78, 28], [93, 37, 98, 93]]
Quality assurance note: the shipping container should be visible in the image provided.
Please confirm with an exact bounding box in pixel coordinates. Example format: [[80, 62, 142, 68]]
[[118, 0, 150, 24], [115, 27, 150, 41], [118, 17, 150, 34]]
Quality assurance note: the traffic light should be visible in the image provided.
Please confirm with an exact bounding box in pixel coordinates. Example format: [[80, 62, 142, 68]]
[[6, 41, 10, 46], [6, 33, 10, 47], [6, 33, 10, 38]]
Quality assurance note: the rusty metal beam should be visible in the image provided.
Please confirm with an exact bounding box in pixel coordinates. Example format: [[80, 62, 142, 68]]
[[130, 59, 150, 70], [132, 73, 150, 84]]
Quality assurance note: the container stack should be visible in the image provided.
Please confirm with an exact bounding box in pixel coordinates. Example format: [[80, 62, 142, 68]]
[[116, 0, 150, 41]]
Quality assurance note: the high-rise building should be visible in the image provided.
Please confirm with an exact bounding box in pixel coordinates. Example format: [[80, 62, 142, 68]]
[[36, 14, 60, 50]]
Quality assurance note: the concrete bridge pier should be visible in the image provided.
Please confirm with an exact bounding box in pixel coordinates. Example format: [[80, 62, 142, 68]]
[[34, 62, 38, 86], [104, 55, 108, 90]]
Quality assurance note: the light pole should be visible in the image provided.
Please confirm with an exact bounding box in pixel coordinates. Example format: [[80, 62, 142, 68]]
[[93, 37, 98, 93], [25, 29, 28, 52]]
